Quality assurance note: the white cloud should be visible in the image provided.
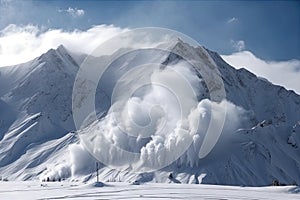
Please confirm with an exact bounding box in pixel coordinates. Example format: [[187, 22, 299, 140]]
[[58, 7, 85, 18], [222, 51, 300, 94], [227, 17, 238, 24], [0, 24, 126, 67], [1, 24, 299, 95], [231, 39, 246, 52], [0, 25, 180, 67]]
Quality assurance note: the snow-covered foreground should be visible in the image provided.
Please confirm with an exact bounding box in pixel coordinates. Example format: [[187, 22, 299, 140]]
[[0, 181, 299, 200]]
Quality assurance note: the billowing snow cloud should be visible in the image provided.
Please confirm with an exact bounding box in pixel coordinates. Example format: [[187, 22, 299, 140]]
[[222, 51, 300, 94], [0, 24, 126, 67], [78, 59, 249, 171]]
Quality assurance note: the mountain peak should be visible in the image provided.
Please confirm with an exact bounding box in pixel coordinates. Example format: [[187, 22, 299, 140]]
[[167, 37, 190, 50], [56, 44, 68, 54], [38, 44, 78, 70], [40, 45, 69, 59]]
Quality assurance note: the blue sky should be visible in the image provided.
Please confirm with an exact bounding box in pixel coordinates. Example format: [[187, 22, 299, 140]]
[[0, 0, 299, 61]]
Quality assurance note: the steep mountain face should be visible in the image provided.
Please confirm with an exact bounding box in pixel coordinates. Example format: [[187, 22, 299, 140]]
[[0, 41, 299, 186], [0, 45, 78, 180], [199, 49, 300, 186]]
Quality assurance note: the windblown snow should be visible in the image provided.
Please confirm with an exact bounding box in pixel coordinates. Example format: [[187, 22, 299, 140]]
[[0, 40, 299, 188]]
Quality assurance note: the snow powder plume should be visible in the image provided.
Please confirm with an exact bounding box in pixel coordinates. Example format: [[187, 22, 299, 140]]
[[40, 143, 96, 181], [69, 28, 250, 175], [78, 58, 249, 172]]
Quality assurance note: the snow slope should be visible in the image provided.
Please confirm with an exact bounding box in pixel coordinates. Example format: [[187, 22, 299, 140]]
[[0, 40, 299, 187], [0, 45, 78, 180]]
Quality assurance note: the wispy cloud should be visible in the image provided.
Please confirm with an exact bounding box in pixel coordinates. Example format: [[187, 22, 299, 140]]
[[222, 51, 300, 94], [227, 17, 238, 24], [58, 7, 85, 18], [230, 39, 246, 52]]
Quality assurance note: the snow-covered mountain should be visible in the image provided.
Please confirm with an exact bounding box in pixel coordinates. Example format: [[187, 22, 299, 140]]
[[0, 40, 299, 186]]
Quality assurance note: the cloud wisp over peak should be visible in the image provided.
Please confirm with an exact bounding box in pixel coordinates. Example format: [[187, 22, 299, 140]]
[[222, 51, 300, 94], [0, 24, 124, 67]]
